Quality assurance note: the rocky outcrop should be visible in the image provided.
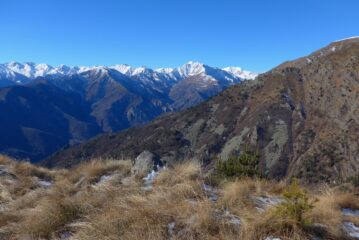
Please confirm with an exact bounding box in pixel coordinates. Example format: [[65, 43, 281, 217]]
[[131, 151, 163, 176]]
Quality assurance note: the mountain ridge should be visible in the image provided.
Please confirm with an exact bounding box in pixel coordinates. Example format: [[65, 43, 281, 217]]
[[0, 61, 256, 162], [44, 39, 359, 184], [0, 61, 257, 86]]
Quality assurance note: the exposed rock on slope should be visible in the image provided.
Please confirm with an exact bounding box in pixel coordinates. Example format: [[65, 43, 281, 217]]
[[45, 39, 359, 183]]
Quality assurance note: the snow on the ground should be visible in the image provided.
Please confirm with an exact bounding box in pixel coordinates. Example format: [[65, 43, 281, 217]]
[[38, 179, 53, 188], [142, 165, 164, 190], [342, 208, 359, 217], [60, 231, 72, 240], [167, 221, 176, 239], [96, 175, 112, 185], [342, 208, 359, 238], [202, 184, 218, 202], [334, 36, 359, 42], [343, 222, 359, 238]]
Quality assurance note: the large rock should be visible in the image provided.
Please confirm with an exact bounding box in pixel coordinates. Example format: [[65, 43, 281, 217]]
[[131, 151, 163, 176]]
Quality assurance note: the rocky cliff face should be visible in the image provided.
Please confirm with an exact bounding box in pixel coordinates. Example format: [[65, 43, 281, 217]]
[[45, 39, 359, 183]]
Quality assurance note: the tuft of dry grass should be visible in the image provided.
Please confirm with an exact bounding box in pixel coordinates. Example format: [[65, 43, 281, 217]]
[[66, 158, 132, 184], [306, 187, 359, 238]]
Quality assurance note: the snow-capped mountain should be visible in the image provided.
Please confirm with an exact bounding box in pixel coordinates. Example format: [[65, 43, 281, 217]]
[[173, 61, 206, 78], [0, 60, 258, 129], [222, 66, 257, 80], [0, 61, 257, 162], [5, 62, 54, 78], [0, 61, 257, 86]]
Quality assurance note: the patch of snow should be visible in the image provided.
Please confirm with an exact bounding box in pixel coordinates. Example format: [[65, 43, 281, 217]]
[[202, 184, 218, 202], [331, 47, 336, 52], [96, 175, 112, 185], [342, 208, 359, 217], [334, 36, 359, 42], [60, 231, 72, 240], [142, 165, 164, 191], [130, 66, 152, 76], [202, 183, 213, 192], [306, 58, 312, 63], [343, 222, 359, 238], [203, 74, 216, 82], [167, 221, 176, 239], [223, 66, 258, 80], [155, 68, 174, 74], [264, 237, 282, 240], [111, 64, 132, 75], [38, 179, 52, 188], [176, 61, 206, 78]]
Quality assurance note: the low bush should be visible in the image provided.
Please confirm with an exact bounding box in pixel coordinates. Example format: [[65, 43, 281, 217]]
[[209, 150, 260, 185], [349, 173, 359, 187], [275, 179, 314, 225]]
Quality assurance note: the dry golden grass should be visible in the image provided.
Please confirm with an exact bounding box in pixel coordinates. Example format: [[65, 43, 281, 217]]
[[305, 187, 359, 238], [65, 158, 132, 184], [0, 156, 358, 240], [0, 155, 12, 165], [221, 178, 258, 210]]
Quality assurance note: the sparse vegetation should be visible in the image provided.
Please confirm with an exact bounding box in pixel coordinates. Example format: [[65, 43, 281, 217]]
[[349, 173, 359, 187], [0, 155, 358, 240]]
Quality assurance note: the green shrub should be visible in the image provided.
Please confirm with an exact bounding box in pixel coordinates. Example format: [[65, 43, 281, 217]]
[[349, 173, 359, 187], [275, 179, 313, 225], [208, 150, 260, 185]]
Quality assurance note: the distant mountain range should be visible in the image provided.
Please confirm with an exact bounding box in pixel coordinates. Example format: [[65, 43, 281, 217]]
[[45, 38, 359, 183], [0, 61, 256, 86], [0, 61, 257, 162]]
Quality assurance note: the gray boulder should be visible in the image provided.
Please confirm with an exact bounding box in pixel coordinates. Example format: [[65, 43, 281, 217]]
[[131, 151, 163, 176]]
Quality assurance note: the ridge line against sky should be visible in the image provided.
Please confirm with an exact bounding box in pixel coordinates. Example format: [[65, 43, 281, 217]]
[[0, 0, 359, 72]]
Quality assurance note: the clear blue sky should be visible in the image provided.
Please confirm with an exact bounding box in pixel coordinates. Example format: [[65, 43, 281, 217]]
[[0, 0, 358, 72]]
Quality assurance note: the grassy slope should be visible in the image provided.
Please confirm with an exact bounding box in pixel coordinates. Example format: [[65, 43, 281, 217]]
[[0, 155, 358, 240]]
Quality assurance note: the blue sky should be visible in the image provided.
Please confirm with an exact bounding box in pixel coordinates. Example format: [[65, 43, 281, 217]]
[[0, 0, 358, 72]]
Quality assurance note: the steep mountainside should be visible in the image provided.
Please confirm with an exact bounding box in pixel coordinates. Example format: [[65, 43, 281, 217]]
[[45, 39, 359, 183], [0, 62, 255, 162], [0, 81, 101, 161]]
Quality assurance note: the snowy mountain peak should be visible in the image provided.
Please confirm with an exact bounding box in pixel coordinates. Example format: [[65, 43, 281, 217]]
[[0, 61, 257, 87], [111, 64, 132, 75], [176, 61, 206, 77], [155, 68, 174, 74], [130, 66, 153, 76], [87, 66, 109, 74], [223, 66, 242, 73], [223, 66, 257, 80], [5, 61, 55, 78]]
